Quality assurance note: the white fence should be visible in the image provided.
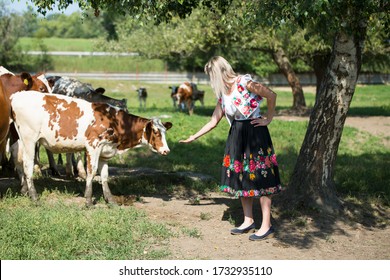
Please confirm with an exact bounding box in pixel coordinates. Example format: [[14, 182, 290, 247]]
[[46, 71, 390, 85]]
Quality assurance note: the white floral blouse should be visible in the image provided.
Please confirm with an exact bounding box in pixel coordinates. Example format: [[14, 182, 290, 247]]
[[219, 74, 263, 126]]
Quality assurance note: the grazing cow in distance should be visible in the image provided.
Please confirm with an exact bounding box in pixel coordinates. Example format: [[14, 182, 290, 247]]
[[0, 67, 52, 174], [11, 91, 172, 206], [172, 82, 205, 115], [190, 83, 205, 107], [136, 87, 147, 109]]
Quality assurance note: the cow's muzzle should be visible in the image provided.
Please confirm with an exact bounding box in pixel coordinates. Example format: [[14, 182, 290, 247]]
[[159, 148, 170, 156]]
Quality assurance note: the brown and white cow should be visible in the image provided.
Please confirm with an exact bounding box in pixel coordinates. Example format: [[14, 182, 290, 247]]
[[44, 76, 129, 179], [0, 67, 52, 173], [173, 82, 205, 115], [11, 91, 172, 205], [0, 80, 10, 146]]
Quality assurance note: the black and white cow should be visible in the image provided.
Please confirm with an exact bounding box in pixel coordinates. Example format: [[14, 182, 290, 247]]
[[47, 76, 128, 111], [136, 87, 147, 109]]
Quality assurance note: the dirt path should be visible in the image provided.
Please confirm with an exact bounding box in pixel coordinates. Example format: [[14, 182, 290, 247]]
[[134, 193, 390, 260]]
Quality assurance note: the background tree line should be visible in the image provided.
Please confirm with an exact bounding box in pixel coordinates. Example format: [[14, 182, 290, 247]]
[[2, 0, 388, 76]]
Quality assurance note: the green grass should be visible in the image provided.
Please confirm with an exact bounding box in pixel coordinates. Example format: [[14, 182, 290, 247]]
[[0, 192, 171, 260], [18, 37, 98, 52], [348, 85, 390, 116], [271, 85, 390, 116], [17, 37, 168, 73], [50, 56, 166, 73]]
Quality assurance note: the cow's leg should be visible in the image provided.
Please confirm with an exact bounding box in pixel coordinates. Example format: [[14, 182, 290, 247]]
[[69, 152, 86, 179], [172, 97, 177, 108], [4, 136, 16, 173], [84, 150, 100, 206], [10, 140, 26, 193], [57, 153, 63, 165], [98, 160, 115, 204], [22, 142, 39, 200], [188, 100, 194, 115], [46, 149, 61, 176], [65, 153, 74, 178], [76, 152, 87, 179], [0, 138, 9, 173], [33, 144, 42, 177]]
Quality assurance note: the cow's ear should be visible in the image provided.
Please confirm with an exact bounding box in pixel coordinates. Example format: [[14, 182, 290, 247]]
[[163, 122, 173, 130], [46, 76, 57, 89], [145, 121, 153, 137], [20, 72, 33, 89], [95, 87, 105, 95]]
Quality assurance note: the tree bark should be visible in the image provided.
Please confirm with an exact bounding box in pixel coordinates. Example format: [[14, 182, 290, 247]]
[[312, 52, 331, 104], [287, 30, 364, 213], [272, 47, 306, 111]]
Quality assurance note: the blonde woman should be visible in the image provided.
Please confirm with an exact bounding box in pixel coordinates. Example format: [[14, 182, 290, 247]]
[[180, 56, 282, 241]]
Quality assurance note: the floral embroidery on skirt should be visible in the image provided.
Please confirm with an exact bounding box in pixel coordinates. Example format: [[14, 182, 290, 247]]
[[220, 120, 283, 197]]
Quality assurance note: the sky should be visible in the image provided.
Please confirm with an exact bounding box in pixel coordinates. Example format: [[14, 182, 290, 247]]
[[6, 0, 81, 15]]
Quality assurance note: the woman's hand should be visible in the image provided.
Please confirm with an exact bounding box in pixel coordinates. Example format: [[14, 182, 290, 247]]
[[250, 117, 272, 127], [179, 135, 196, 143]]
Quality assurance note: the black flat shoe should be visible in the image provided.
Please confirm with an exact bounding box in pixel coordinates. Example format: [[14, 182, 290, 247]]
[[230, 223, 256, 235], [249, 226, 275, 241]]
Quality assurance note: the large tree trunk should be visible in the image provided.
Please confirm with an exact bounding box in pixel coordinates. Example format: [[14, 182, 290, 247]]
[[272, 47, 306, 111], [287, 30, 364, 213]]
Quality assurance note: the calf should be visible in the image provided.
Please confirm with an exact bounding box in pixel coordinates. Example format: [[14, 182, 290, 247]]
[[136, 87, 147, 109], [11, 91, 172, 206]]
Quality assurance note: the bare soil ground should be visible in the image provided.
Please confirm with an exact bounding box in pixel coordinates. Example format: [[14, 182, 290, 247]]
[[134, 193, 390, 260]]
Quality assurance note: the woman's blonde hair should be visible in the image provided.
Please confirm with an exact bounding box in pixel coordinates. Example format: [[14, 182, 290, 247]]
[[204, 56, 237, 99]]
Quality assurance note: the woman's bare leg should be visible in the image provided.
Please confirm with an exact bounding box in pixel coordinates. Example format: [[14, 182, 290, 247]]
[[237, 197, 254, 229], [256, 195, 272, 235]]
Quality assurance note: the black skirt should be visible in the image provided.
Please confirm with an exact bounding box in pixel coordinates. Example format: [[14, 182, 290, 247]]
[[220, 119, 282, 197]]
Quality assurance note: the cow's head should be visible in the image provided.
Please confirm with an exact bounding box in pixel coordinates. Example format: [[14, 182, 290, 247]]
[[20, 72, 52, 93], [137, 87, 147, 98], [169, 85, 178, 97], [0, 71, 51, 97], [33, 74, 53, 93], [13, 72, 51, 93], [95, 87, 106, 95], [141, 119, 172, 155]]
